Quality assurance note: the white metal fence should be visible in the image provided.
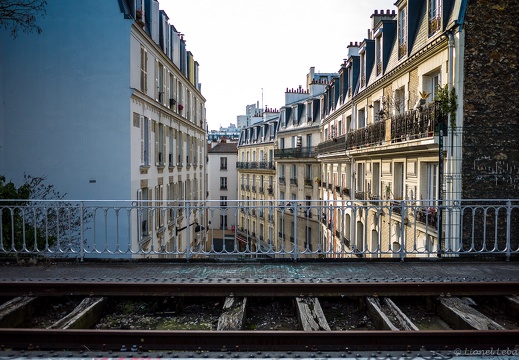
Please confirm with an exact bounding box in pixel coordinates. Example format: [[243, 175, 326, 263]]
[[1, 199, 518, 260]]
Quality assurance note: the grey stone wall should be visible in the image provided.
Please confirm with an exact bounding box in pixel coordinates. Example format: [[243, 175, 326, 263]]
[[461, 0, 519, 252]]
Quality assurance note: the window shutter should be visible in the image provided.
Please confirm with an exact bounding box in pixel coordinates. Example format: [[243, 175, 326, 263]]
[[155, 59, 159, 101], [140, 115, 144, 164], [147, 117, 151, 165], [147, 188, 152, 235], [163, 127, 167, 165], [154, 122, 159, 165]]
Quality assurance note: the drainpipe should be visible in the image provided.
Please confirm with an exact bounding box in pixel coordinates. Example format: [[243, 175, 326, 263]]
[[442, 29, 456, 254]]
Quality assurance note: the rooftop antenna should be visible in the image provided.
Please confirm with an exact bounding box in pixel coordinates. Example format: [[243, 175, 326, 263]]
[[261, 88, 264, 112]]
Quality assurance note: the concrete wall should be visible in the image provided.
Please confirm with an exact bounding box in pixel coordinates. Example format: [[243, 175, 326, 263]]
[[0, 0, 133, 200]]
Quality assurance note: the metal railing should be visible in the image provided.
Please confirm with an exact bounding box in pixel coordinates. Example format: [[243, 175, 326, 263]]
[[1, 199, 518, 260]]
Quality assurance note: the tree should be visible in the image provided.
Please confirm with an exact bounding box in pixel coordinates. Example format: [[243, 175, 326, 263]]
[[0, 0, 47, 38], [0, 174, 90, 255]]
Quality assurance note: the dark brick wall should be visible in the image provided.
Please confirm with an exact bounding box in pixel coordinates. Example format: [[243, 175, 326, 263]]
[[462, 0, 519, 200], [461, 0, 519, 251]]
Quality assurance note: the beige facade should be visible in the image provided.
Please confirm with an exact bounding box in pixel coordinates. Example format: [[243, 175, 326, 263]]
[[316, 1, 461, 257], [236, 114, 279, 254]]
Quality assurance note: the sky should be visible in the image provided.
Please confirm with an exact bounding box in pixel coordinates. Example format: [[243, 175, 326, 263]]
[[159, 0, 395, 131]]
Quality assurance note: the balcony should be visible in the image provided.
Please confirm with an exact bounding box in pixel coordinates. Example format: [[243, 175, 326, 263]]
[[341, 188, 351, 197], [355, 191, 366, 200], [236, 161, 275, 170], [274, 147, 316, 159], [316, 136, 346, 155], [304, 179, 313, 187], [290, 178, 297, 186], [391, 103, 446, 143], [347, 121, 385, 150], [416, 207, 438, 228], [279, 177, 286, 185]]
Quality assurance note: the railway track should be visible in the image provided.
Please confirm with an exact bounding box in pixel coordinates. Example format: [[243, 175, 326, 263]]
[[1, 280, 518, 354]]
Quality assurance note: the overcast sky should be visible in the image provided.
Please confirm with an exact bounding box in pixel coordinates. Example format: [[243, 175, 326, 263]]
[[159, 0, 394, 131]]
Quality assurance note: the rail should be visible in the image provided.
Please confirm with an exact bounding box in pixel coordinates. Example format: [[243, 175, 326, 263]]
[[1, 199, 518, 260]]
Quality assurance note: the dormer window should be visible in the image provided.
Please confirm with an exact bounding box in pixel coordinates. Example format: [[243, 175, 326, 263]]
[[398, 6, 407, 58], [428, 0, 442, 36], [280, 110, 286, 128], [359, 47, 366, 88], [375, 31, 382, 76]]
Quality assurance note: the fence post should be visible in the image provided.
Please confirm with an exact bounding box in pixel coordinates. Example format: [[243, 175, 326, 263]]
[[186, 201, 191, 260], [400, 201, 405, 261], [293, 202, 298, 261], [80, 202, 84, 262], [506, 200, 511, 261], [437, 120, 444, 257]]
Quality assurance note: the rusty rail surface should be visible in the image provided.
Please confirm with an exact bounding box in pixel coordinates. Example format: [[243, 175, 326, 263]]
[[1, 280, 518, 297], [1, 329, 518, 351]]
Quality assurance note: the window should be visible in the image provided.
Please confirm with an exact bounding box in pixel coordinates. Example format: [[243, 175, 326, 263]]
[[373, 100, 382, 122], [157, 123, 165, 165], [280, 138, 285, 149], [425, 71, 441, 102], [305, 164, 312, 180], [291, 164, 297, 179], [398, 6, 407, 58], [394, 162, 404, 199], [169, 74, 175, 108], [168, 128, 174, 166], [360, 49, 366, 87], [375, 34, 382, 76], [428, 0, 442, 35], [357, 163, 364, 192], [305, 226, 312, 250], [427, 163, 439, 205], [155, 185, 163, 229], [220, 177, 227, 190], [137, 188, 150, 239], [168, 182, 175, 222], [220, 157, 227, 170], [220, 196, 227, 207], [395, 87, 406, 115], [358, 108, 366, 128], [140, 47, 148, 93], [141, 116, 150, 166], [220, 215, 228, 229], [158, 63, 165, 104]]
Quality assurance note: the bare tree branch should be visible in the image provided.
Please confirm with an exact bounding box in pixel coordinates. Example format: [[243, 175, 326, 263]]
[[0, 0, 47, 38]]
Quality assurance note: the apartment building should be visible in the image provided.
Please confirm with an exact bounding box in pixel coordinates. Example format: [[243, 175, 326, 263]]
[[275, 68, 337, 255], [206, 140, 238, 251], [236, 110, 279, 254], [317, 0, 519, 257], [0, 0, 206, 256]]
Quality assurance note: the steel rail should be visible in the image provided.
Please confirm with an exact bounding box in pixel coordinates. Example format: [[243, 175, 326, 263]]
[[1, 281, 518, 297], [1, 329, 518, 351]]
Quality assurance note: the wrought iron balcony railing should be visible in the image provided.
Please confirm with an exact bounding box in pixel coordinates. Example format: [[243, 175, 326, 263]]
[[316, 136, 346, 155], [274, 147, 316, 159], [347, 121, 386, 150]]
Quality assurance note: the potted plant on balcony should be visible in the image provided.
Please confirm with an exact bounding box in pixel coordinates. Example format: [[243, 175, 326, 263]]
[[435, 85, 457, 131], [315, 177, 321, 186]]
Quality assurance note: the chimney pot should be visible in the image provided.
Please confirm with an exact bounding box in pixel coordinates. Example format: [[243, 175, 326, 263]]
[[387, 9, 390, 14], [374, 10, 378, 14]]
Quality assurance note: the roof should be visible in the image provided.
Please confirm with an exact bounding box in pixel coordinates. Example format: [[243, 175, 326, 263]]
[[208, 142, 238, 154]]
